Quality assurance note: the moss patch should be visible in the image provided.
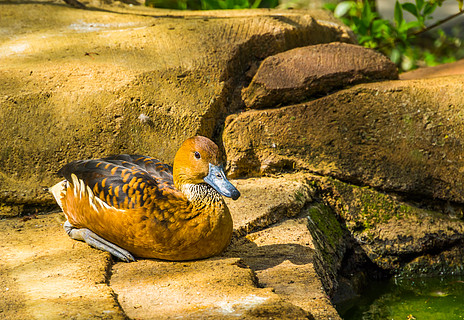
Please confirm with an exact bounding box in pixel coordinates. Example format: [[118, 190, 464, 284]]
[[318, 176, 464, 274], [322, 178, 415, 233], [305, 202, 346, 294]]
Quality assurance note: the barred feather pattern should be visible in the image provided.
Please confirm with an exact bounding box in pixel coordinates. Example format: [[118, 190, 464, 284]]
[[180, 183, 224, 210]]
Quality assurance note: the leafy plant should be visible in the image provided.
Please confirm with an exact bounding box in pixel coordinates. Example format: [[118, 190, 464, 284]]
[[326, 0, 464, 72]]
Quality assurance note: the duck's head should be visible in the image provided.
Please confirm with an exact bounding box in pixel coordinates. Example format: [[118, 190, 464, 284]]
[[173, 136, 240, 200]]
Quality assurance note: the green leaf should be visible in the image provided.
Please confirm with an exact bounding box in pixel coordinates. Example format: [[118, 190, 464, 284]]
[[334, 1, 354, 17], [423, 2, 438, 16], [459, 0, 463, 11], [405, 20, 422, 30], [415, 0, 424, 11], [362, 0, 371, 18], [371, 19, 389, 34], [390, 48, 401, 64], [358, 35, 373, 44], [394, 0, 404, 27], [402, 3, 418, 17], [251, 0, 262, 9]]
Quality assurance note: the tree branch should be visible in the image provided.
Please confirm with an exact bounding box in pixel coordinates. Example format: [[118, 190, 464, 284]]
[[413, 9, 464, 37]]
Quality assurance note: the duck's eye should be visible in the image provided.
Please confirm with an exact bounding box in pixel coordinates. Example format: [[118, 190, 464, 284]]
[[194, 151, 201, 159]]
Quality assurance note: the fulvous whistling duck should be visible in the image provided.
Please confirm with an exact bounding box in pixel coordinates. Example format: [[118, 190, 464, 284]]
[[50, 136, 240, 262]]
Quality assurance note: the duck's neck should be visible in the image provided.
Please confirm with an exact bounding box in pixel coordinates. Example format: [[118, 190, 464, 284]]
[[179, 183, 223, 205]]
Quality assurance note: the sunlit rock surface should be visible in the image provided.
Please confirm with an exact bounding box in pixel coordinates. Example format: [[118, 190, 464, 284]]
[[0, 1, 353, 212], [242, 42, 398, 109], [3, 0, 464, 318], [1, 174, 341, 319], [224, 76, 464, 203]]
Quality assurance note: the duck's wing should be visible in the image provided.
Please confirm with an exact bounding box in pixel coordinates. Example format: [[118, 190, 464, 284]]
[[101, 155, 174, 183], [57, 156, 177, 210]]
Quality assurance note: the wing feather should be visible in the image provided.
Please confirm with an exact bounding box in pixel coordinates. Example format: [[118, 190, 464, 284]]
[[58, 155, 176, 209]]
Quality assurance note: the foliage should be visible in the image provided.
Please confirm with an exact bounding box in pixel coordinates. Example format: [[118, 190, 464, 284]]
[[145, 0, 278, 10], [325, 0, 464, 72]]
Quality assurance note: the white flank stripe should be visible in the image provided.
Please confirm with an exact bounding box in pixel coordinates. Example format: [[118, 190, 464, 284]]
[[79, 179, 86, 197], [71, 174, 79, 197]]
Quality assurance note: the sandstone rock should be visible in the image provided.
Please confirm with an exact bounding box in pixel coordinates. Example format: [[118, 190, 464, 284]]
[[317, 176, 464, 274], [226, 217, 342, 320], [224, 174, 315, 236], [0, 2, 353, 214], [242, 42, 398, 109], [0, 213, 124, 319], [224, 75, 464, 203], [399, 246, 464, 277], [400, 58, 464, 80], [304, 202, 345, 295], [111, 258, 293, 320]]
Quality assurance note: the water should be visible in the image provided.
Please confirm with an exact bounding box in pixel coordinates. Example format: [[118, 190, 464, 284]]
[[336, 276, 464, 320]]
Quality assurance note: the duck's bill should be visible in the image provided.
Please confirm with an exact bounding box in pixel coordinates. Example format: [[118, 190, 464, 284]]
[[204, 163, 240, 200]]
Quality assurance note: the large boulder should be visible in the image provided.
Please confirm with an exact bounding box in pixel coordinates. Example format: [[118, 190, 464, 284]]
[[0, 2, 353, 214], [224, 75, 464, 203], [317, 176, 464, 275], [242, 42, 398, 109]]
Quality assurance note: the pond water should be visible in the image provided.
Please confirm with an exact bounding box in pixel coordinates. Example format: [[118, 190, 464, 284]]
[[336, 275, 464, 320]]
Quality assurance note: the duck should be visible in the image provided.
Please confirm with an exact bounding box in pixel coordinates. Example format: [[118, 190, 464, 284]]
[[49, 136, 240, 262]]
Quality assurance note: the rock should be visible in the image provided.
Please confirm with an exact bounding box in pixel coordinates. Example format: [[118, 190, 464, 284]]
[[223, 174, 315, 236], [224, 75, 464, 203], [0, 2, 353, 214], [304, 202, 345, 295], [0, 174, 344, 319], [110, 258, 289, 320], [399, 246, 464, 277], [400, 58, 464, 80], [0, 213, 125, 319], [242, 42, 398, 109], [225, 175, 343, 319], [317, 176, 464, 275], [226, 217, 341, 320]]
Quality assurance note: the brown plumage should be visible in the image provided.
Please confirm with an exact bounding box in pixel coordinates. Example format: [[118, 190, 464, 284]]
[[50, 136, 240, 261]]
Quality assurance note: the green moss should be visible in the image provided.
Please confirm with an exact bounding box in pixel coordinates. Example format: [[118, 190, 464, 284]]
[[306, 203, 343, 250], [326, 178, 419, 233], [402, 114, 413, 125]]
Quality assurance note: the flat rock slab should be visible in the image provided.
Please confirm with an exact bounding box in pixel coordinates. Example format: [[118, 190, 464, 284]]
[[0, 2, 353, 213], [224, 75, 464, 203], [226, 218, 341, 320], [224, 175, 315, 236], [400, 58, 464, 80], [242, 42, 398, 109], [0, 174, 341, 319], [0, 213, 124, 319], [110, 258, 311, 320]]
